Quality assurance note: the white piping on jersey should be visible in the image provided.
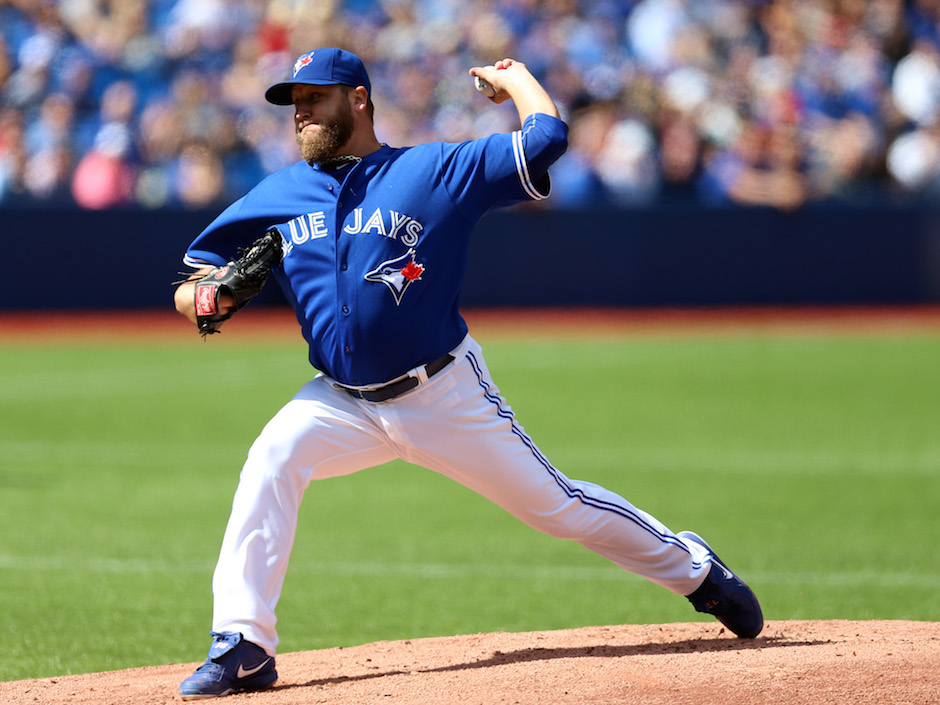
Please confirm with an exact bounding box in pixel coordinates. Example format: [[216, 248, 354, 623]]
[[182, 255, 216, 269], [513, 119, 549, 201]]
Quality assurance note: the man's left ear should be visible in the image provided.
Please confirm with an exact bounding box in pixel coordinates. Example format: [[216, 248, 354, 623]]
[[353, 86, 369, 111]]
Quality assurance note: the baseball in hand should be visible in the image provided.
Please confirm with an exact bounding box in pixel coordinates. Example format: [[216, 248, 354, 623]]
[[474, 75, 496, 98]]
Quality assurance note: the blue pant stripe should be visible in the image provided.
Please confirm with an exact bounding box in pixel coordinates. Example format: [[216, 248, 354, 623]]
[[465, 351, 693, 558]]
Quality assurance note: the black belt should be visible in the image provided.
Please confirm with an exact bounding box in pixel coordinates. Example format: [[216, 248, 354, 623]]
[[338, 353, 455, 403]]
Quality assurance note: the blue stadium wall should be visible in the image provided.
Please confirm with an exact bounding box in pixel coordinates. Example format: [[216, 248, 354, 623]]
[[2, 205, 939, 310]]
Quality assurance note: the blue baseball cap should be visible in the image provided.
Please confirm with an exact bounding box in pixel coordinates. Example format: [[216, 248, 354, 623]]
[[265, 47, 371, 105]]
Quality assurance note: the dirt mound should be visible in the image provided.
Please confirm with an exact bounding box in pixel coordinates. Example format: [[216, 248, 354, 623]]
[[4, 621, 938, 705]]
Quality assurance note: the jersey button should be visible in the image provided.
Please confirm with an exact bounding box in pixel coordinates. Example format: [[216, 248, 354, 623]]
[[342, 305, 349, 314], [344, 345, 351, 353], [341, 262, 348, 271]]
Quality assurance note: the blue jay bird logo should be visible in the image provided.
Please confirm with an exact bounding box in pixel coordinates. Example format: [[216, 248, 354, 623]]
[[293, 51, 314, 77], [364, 249, 425, 305]]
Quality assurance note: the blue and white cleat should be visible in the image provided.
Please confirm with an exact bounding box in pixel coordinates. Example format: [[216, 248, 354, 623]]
[[679, 530, 764, 639], [179, 631, 277, 700]]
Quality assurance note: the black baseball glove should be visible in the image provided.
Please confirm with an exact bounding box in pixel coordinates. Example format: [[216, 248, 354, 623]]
[[193, 228, 284, 336]]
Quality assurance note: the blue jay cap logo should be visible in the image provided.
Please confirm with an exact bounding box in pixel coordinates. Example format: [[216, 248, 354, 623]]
[[265, 47, 371, 105], [292, 52, 314, 77]]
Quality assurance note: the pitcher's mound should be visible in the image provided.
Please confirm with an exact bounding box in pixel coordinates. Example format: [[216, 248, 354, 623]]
[[4, 621, 938, 705]]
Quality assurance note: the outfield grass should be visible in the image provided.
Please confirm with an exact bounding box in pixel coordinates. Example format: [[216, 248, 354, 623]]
[[1, 326, 938, 680]]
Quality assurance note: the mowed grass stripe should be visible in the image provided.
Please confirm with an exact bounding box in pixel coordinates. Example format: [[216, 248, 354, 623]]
[[3, 440, 937, 478], [547, 447, 940, 477], [0, 354, 303, 400], [2, 554, 938, 591]]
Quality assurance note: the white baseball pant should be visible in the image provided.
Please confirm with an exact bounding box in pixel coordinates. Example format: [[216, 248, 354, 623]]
[[210, 335, 711, 655]]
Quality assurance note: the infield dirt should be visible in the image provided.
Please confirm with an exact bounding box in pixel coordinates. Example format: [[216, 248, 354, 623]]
[[3, 621, 938, 705]]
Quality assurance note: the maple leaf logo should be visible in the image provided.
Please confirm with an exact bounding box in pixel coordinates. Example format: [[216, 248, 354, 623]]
[[401, 261, 424, 281]]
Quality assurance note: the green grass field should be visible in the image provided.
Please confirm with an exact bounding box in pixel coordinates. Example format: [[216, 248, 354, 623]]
[[1, 323, 938, 681]]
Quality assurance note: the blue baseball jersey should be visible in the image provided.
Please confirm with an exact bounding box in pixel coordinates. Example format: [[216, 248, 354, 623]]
[[184, 113, 568, 386]]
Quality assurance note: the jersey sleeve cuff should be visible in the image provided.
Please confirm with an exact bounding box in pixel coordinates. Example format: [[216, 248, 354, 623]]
[[512, 129, 550, 201], [183, 250, 228, 269], [513, 113, 567, 201]]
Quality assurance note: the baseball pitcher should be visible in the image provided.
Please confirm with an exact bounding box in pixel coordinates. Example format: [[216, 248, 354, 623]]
[[173, 47, 763, 700]]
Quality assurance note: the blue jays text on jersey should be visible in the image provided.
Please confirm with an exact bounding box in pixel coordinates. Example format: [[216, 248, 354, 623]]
[[183, 113, 568, 386], [279, 207, 424, 250]]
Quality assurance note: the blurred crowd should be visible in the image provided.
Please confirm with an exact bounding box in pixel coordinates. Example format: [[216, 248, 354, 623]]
[[4, 0, 940, 211]]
